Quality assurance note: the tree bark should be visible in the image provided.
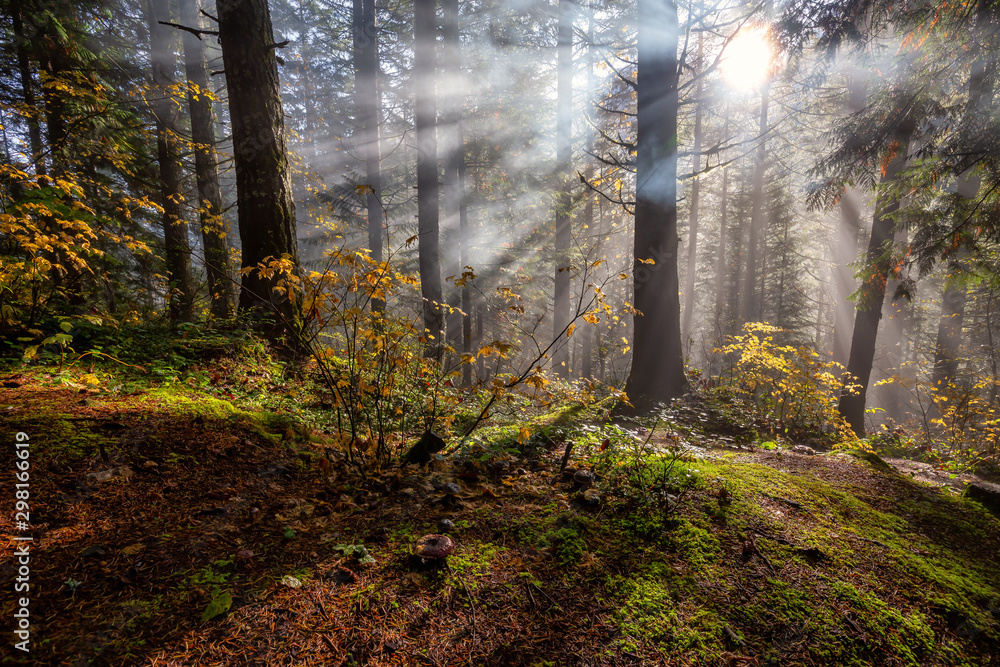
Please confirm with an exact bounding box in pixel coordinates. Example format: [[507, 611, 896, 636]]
[[146, 0, 195, 322], [414, 0, 444, 358], [12, 9, 45, 176], [180, 0, 233, 320], [832, 187, 862, 365], [441, 0, 465, 352], [580, 3, 595, 381], [713, 151, 729, 347], [837, 122, 914, 435], [216, 0, 302, 333], [552, 0, 573, 376], [623, 0, 686, 409], [832, 73, 866, 365], [352, 0, 384, 300], [681, 33, 704, 347], [931, 26, 993, 391], [738, 85, 769, 325]]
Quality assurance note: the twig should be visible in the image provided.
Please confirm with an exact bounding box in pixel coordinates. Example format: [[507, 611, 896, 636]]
[[320, 634, 338, 654], [455, 571, 477, 636], [855, 535, 889, 549], [559, 441, 574, 473], [752, 541, 777, 575], [528, 580, 558, 610], [158, 20, 218, 39], [311, 593, 330, 621]]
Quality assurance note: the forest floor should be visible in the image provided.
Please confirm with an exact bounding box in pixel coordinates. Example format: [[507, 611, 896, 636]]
[[2, 366, 1000, 667]]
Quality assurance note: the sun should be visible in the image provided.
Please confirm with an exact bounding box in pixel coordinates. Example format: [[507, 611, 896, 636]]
[[721, 26, 774, 90]]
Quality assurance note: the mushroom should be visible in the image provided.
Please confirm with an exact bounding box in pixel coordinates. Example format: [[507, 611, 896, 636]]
[[573, 469, 595, 488], [413, 534, 454, 566]]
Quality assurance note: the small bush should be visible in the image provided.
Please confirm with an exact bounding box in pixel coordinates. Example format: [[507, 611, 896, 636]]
[[716, 323, 855, 444]]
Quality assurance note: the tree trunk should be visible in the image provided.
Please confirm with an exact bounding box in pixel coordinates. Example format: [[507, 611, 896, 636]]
[[738, 85, 769, 325], [837, 122, 914, 436], [12, 10, 45, 176], [146, 0, 195, 323], [441, 0, 465, 352], [681, 33, 704, 347], [552, 0, 573, 376], [352, 0, 383, 299], [832, 187, 862, 365], [623, 0, 686, 409], [580, 4, 595, 381], [414, 0, 444, 359], [931, 29, 993, 391], [216, 0, 301, 333], [713, 154, 729, 346], [832, 73, 866, 365], [180, 0, 233, 320]]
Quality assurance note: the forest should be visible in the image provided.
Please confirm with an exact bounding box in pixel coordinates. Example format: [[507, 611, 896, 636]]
[[2, 0, 1000, 665]]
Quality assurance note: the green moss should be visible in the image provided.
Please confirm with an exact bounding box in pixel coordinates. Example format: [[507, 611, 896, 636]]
[[608, 572, 680, 642], [447, 540, 505, 581], [830, 580, 935, 662], [20, 414, 119, 465], [137, 387, 293, 439], [537, 526, 587, 565], [668, 519, 720, 569], [607, 562, 724, 658]]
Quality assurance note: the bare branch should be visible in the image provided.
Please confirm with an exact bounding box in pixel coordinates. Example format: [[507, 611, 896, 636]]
[[157, 20, 218, 39]]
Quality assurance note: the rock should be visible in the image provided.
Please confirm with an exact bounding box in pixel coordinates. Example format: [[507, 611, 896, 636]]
[[578, 488, 601, 507], [437, 518, 455, 533], [443, 482, 461, 496], [792, 445, 818, 455], [80, 544, 107, 558], [85, 466, 133, 483], [965, 481, 1000, 513], [573, 469, 595, 488]]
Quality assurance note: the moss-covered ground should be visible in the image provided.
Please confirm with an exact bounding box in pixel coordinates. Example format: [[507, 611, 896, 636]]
[[2, 364, 998, 666]]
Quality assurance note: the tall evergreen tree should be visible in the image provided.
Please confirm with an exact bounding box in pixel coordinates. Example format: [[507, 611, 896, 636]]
[[216, 0, 302, 333], [414, 0, 444, 358], [623, 0, 686, 408], [180, 0, 233, 320], [146, 0, 195, 322]]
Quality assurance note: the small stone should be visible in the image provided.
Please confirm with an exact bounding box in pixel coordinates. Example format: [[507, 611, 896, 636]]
[[437, 518, 455, 533], [579, 488, 601, 507], [792, 444, 818, 455], [443, 482, 461, 496]]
